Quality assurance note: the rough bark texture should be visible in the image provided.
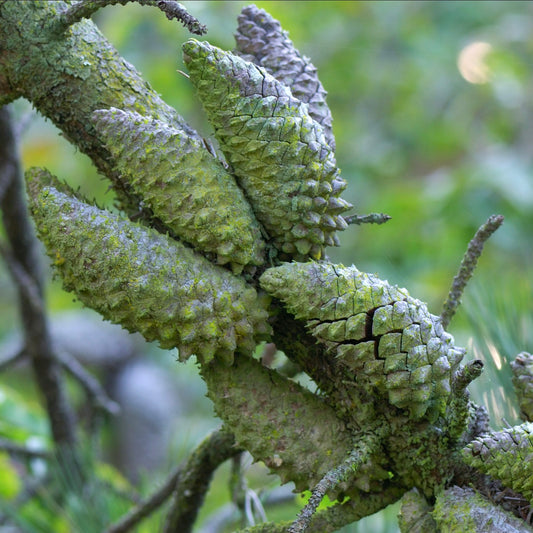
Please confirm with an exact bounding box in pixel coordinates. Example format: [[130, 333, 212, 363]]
[[0, 106, 78, 450]]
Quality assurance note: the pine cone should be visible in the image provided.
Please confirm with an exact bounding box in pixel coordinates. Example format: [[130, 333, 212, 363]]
[[92, 108, 265, 273], [260, 262, 465, 418], [511, 352, 533, 422], [182, 39, 351, 261], [462, 422, 533, 504], [26, 167, 271, 365], [433, 486, 532, 532], [234, 4, 336, 149]]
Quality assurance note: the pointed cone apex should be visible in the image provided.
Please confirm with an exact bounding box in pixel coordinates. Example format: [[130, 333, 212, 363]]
[[26, 167, 271, 365], [234, 4, 336, 149], [183, 39, 351, 261], [92, 108, 265, 271]]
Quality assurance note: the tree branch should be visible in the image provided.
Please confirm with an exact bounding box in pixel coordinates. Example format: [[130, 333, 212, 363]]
[[441, 214, 504, 329], [0, 105, 78, 451], [105, 427, 239, 533], [0, 347, 25, 372], [55, 0, 207, 35], [445, 359, 484, 442], [239, 482, 404, 533], [0, 1, 201, 218], [55, 349, 121, 416], [104, 464, 181, 533], [0, 437, 50, 460], [288, 434, 380, 533], [162, 427, 240, 533]]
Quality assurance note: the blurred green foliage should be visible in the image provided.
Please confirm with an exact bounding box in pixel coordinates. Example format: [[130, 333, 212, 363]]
[[2, 2, 533, 532]]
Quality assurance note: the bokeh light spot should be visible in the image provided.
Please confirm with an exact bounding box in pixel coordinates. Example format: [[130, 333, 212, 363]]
[[457, 41, 492, 84]]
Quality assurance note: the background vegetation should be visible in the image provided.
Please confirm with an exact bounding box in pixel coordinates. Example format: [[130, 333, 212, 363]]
[[1, 2, 533, 531]]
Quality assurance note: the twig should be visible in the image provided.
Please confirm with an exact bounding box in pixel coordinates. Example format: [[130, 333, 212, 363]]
[[238, 482, 404, 533], [0, 437, 51, 460], [0, 347, 25, 372], [106, 427, 239, 533], [55, 349, 121, 416], [0, 105, 79, 453], [452, 359, 484, 395], [0, 240, 44, 315], [288, 435, 378, 533], [201, 485, 296, 533], [344, 213, 391, 226], [445, 359, 484, 442], [230, 453, 247, 515], [55, 0, 207, 35], [104, 464, 182, 533], [162, 427, 241, 533], [441, 214, 504, 329]]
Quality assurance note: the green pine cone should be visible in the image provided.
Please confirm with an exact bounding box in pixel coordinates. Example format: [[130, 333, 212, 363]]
[[511, 352, 533, 422], [182, 39, 352, 261], [433, 486, 532, 532], [260, 262, 465, 418], [26, 167, 271, 365], [234, 5, 336, 149], [92, 108, 265, 273], [462, 422, 533, 503]]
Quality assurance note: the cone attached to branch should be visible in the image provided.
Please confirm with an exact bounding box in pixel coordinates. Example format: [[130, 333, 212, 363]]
[[26, 167, 270, 365], [234, 4, 336, 149], [92, 108, 265, 273], [511, 352, 533, 422], [260, 262, 465, 418], [462, 422, 533, 504], [183, 39, 351, 261]]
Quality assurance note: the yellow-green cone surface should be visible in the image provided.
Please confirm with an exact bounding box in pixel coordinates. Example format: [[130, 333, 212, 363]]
[[511, 352, 533, 422], [260, 262, 464, 418], [92, 108, 265, 273], [26, 167, 271, 365], [462, 422, 533, 504], [234, 4, 336, 149], [183, 39, 351, 261]]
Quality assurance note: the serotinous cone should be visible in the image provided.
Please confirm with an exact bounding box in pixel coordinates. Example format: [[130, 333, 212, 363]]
[[182, 39, 352, 261]]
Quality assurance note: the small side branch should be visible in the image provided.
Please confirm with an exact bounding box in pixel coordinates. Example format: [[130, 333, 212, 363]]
[[106, 427, 239, 533], [55, 0, 207, 35], [441, 214, 504, 329], [344, 213, 391, 226], [104, 464, 181, 533], [0, 105, 78, 451], [288, 434, 379, 533], [0, 241, 44, 315], [446, 360, 484, 442], [452, 359, 484, 395], [56, 349, 121, 416], [0, 348, 25, 372], [0, 438, 51, 460], [239, 482, 404, 533], [163, 427, 241, 533]]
